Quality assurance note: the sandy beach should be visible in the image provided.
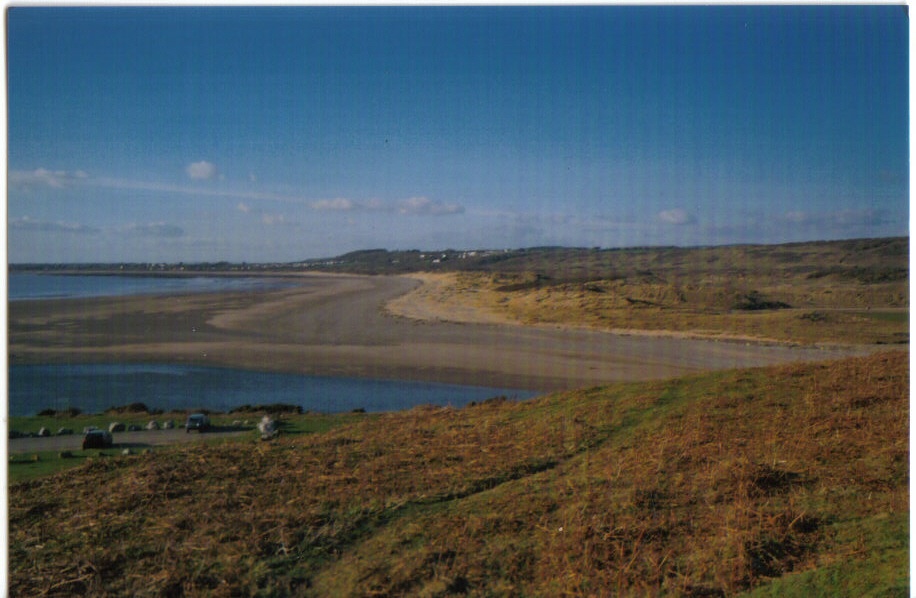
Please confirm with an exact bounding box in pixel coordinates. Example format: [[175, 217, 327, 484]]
[[9, 273, 873, 392]]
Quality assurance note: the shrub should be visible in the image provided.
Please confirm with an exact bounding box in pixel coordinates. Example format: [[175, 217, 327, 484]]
[[37, 407, 82, 417], [733, 291, 790, 311], [229, 403, 303, 414], [106, 402, 153, 414]]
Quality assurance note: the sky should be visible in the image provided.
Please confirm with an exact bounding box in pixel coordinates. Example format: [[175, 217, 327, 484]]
[[6, 5, 909, 263]]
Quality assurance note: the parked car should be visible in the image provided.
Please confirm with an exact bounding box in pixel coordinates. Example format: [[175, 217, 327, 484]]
[[185, 413, 211, 433], [82, 429, 113, 450]]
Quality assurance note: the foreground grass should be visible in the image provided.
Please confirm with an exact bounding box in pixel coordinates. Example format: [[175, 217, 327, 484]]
[[8, 411, 372, 484], [9, 351, 907, 596], [9, 451, 105, 483]]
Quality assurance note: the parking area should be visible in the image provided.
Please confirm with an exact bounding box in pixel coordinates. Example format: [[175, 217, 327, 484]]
[[8, 426, 252, 454]]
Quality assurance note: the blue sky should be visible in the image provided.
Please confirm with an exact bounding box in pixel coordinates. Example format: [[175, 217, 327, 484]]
[[7, 6, 909, 263]]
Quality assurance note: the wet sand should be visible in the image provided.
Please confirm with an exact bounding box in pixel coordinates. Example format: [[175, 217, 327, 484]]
[[9, 273, 874, 392]]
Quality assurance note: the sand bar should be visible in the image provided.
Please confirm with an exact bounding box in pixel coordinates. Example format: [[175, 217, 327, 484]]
[[9, 273, 876, 392]]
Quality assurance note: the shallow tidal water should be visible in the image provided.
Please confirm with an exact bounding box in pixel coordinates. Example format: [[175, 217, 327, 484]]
[[9, 363, 536, 416], [8, 272, 296, 301]]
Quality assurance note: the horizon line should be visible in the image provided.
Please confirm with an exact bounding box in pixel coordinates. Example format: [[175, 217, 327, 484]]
[[7, 235, 908, 267]]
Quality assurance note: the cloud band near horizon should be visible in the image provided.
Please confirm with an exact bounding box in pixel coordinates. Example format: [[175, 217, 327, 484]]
[[8, 166, 465, 217]]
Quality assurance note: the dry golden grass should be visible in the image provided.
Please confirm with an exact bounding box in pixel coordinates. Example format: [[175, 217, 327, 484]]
[[395, 268, 907, 345], [387, 239, 909, 346], [9, 351, 908, 596]]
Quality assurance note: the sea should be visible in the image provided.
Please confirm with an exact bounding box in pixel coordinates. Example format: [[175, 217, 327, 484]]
[[8, 273, 536, 415], [9, 364, 534, 416], [8, 272, 296, 301]]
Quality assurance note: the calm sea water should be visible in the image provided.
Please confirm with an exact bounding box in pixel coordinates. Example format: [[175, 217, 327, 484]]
[[9, 364, 536, 416], [8, 272, 295, 301], [9, 274, 536, 415]]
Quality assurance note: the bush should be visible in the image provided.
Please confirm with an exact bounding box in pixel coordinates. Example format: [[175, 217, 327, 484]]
[[733, 291, 791, 311], [229, 403, 303, 414], [106, 402, 154, 414], [800, 311, 829, 323], [37, 407, 82, 417]]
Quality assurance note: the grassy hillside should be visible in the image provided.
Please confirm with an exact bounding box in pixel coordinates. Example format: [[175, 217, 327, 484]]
[[396, 238, 908, 345], [297, 237, 908, 279], [17, 237, 907, 280], [9, 351, 907, 596]]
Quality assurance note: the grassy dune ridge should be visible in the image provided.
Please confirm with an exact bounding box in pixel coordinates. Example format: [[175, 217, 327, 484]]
[[9, 351, 907, 596], [388, 238, 908, 345]]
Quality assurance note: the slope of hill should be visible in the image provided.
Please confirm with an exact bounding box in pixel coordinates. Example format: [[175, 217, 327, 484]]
[[300, 237, 908, 278], [386, 238, 909, 345], [13, 237, 908, 280], [9, 351, 907, 596]]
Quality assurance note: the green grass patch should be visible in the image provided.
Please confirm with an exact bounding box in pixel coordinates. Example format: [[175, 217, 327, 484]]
[[273, 411, 379, 435], [853, 310, 909, 324], [742, 512, 909, 598], [8, 449, 150, 483], [7, 411, 375, 484], [8, 451, 86, 482]]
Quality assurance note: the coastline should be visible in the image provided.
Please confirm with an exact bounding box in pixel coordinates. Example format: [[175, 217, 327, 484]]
[[9, 272, 879, 393]]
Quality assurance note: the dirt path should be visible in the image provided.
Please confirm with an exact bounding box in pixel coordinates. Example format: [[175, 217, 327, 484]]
[[9, 273, 876, 393]]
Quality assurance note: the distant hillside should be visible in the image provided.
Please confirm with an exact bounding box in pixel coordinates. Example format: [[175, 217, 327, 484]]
[[297, 237, 910, 279], [11, 237, 908, 279]]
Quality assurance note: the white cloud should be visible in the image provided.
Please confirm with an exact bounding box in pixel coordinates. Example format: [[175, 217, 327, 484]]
[[95, 176, 297, 203], [261, 213, 294, 226], [781, 208, 888, 228], [125, 222, 185, 238], [783, 211, 811, 224], [9, 168, 90, 189], [657, 208, 695, 225], [308, 196, 462, 215], [829, 209, 886, 226], [397, 196, 465, 216], [11, 165, 466, 228], [186, 160, 217, 180], [10, 216, 99, 234], [362, 198, 384, 211], [311, 197, 355, 211], [236, 202, 293, 225]]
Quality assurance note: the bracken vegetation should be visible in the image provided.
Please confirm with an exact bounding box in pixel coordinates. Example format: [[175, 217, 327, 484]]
[[9, 351, 908, 596]]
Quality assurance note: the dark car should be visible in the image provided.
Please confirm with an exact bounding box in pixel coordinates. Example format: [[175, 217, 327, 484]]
[[185, 413, 211, 433], [82, 429, 113, 450]]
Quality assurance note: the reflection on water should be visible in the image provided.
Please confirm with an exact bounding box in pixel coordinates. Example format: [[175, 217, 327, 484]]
[[9, 364, 536, 416]]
